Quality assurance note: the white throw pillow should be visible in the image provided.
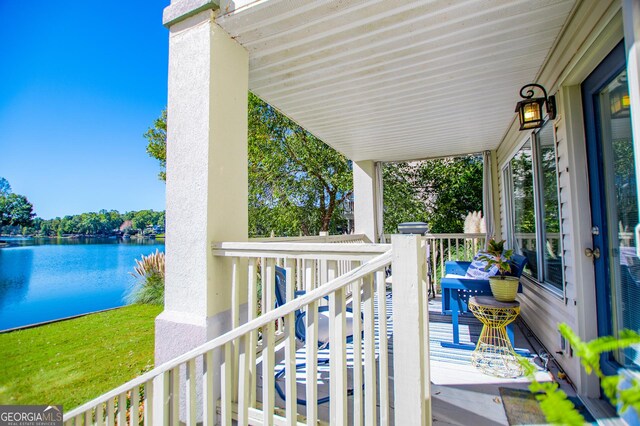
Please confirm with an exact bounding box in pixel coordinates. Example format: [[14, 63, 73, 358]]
[[465, 252, 500, 279]]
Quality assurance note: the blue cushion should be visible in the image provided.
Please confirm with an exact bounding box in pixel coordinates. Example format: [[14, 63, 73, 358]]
[[465, 252, 499, 279]]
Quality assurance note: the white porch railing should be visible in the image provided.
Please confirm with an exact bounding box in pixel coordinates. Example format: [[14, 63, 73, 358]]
[[421, 233, 486, 280], [63, 237, 430, 426], [249, 233, 371, 244], [383, 233, 486, 287]]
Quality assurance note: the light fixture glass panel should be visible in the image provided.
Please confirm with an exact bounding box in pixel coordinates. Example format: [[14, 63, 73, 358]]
[[523, 102, 540, 121]]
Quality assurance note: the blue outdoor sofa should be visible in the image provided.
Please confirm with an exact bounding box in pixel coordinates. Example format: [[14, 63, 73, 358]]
[[440, 253, 527, 346]]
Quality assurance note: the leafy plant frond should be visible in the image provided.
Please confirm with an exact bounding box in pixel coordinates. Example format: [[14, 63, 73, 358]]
[[529, 380, 586, 426], [559, 323, 640, 376], [619, 379, 640, 415], [517, 354, 538, 377], [519, 323, 640, 424], [478, 239, 513, 277]]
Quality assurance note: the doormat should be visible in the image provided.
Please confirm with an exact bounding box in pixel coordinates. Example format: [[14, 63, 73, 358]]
[[499, 387, 596, 425]]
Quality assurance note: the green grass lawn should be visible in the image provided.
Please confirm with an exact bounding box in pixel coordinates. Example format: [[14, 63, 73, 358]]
[[0, 304, 162, 410]]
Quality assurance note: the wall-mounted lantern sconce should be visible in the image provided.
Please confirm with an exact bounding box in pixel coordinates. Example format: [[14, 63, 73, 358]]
[[515, 83, 556, 130]]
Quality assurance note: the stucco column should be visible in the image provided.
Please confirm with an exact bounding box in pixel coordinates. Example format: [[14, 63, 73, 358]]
[[353, 160, 382, 243], [156, 10, 249, 364]]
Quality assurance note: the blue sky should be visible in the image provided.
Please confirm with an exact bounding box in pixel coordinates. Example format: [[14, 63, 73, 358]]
[[0, 1, 170, 219]]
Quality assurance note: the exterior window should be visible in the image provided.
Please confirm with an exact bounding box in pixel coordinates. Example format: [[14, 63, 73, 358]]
[[537, 123, 563, 291], [510, 140, 538, 278], [504, 120, 564, 293]]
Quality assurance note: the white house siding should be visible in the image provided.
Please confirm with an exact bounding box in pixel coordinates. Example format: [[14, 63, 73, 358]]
[[496, 110, 580, 383], [495, 0, 622, 395]]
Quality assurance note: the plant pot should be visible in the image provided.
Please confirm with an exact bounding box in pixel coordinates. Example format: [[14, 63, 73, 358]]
[[489, 276, 520, 302]]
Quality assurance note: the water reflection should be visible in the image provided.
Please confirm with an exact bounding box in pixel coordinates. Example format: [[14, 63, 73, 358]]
[[0, 238, 164, 330], [0, 248, 33, 308]]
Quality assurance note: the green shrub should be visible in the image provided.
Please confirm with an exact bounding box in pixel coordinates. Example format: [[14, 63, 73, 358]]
[[128, 272, 164, 305], [128, 250, 165, 305]]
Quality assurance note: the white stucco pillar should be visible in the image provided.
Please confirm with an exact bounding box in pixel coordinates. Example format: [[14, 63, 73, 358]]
[[156, 10, 249, 364], [353, 160, 383, 243]]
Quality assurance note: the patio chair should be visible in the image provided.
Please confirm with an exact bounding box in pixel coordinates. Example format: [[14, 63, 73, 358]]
[[273, 266, 359, 405], [274, 266, 357, 344], [440, 253, 527, 347]]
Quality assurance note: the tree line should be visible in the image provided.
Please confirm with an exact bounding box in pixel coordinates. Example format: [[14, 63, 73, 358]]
[[0, 184, 165, 238], [26, 209, 165, 237]]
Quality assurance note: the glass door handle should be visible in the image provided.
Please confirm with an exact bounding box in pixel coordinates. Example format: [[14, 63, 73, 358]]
[[585, 247, 601, 259]]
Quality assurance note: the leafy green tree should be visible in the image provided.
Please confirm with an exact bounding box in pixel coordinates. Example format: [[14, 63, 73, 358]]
[[79, 213, 102, 235], [144, 109, 167, 181], [382, 156, 484, 234], [0, 192, 35, 228], [98, 209, 123, 233], [0, 178, 35, 230], [248, 93, 352, 236], [420, 156, 484, 233], [0, 178, 11, 196], [155, 211, 165, 227], [132, 210, 162, 232], [39, 219, 52, 236], [144, 95, 353, 237], [382, 162, 426, 234], [59, 216, 76, 235]]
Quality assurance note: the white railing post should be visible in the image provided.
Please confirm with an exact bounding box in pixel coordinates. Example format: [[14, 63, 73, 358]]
[[63, 244, 395, 425], [391, 234, 431, 426], [152, 371, 169, 426]]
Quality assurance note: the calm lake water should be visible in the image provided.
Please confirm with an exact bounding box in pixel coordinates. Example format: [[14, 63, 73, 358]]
[[0, 238, 164, 331]]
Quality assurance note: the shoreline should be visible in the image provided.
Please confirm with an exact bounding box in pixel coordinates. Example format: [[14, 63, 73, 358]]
[[0, 306, 127, 334], [0, 235, 164, 247], [0, 241, 165, 332]]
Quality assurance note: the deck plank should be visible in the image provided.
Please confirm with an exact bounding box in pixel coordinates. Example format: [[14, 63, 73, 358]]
[[252, 293, 570, 425]]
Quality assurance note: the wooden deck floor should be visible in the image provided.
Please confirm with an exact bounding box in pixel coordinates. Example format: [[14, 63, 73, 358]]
[[426, 296, 560, 426], [256, 293, 574, 425]]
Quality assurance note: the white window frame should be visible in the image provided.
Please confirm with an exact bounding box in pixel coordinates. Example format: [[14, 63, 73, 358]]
[[502, 121, 565, 297]]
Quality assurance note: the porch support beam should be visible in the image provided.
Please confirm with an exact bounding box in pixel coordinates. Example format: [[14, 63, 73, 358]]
[[391, 234, 431, 425], [156, 9, 249, 364], [353, 160, 383, 243]]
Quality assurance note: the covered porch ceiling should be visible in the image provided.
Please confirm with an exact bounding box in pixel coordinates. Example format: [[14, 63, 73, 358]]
[[216, 0, 576, 162]]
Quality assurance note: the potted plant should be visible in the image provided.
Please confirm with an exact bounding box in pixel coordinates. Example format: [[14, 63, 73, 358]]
[[479, 239, 519, 302]]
